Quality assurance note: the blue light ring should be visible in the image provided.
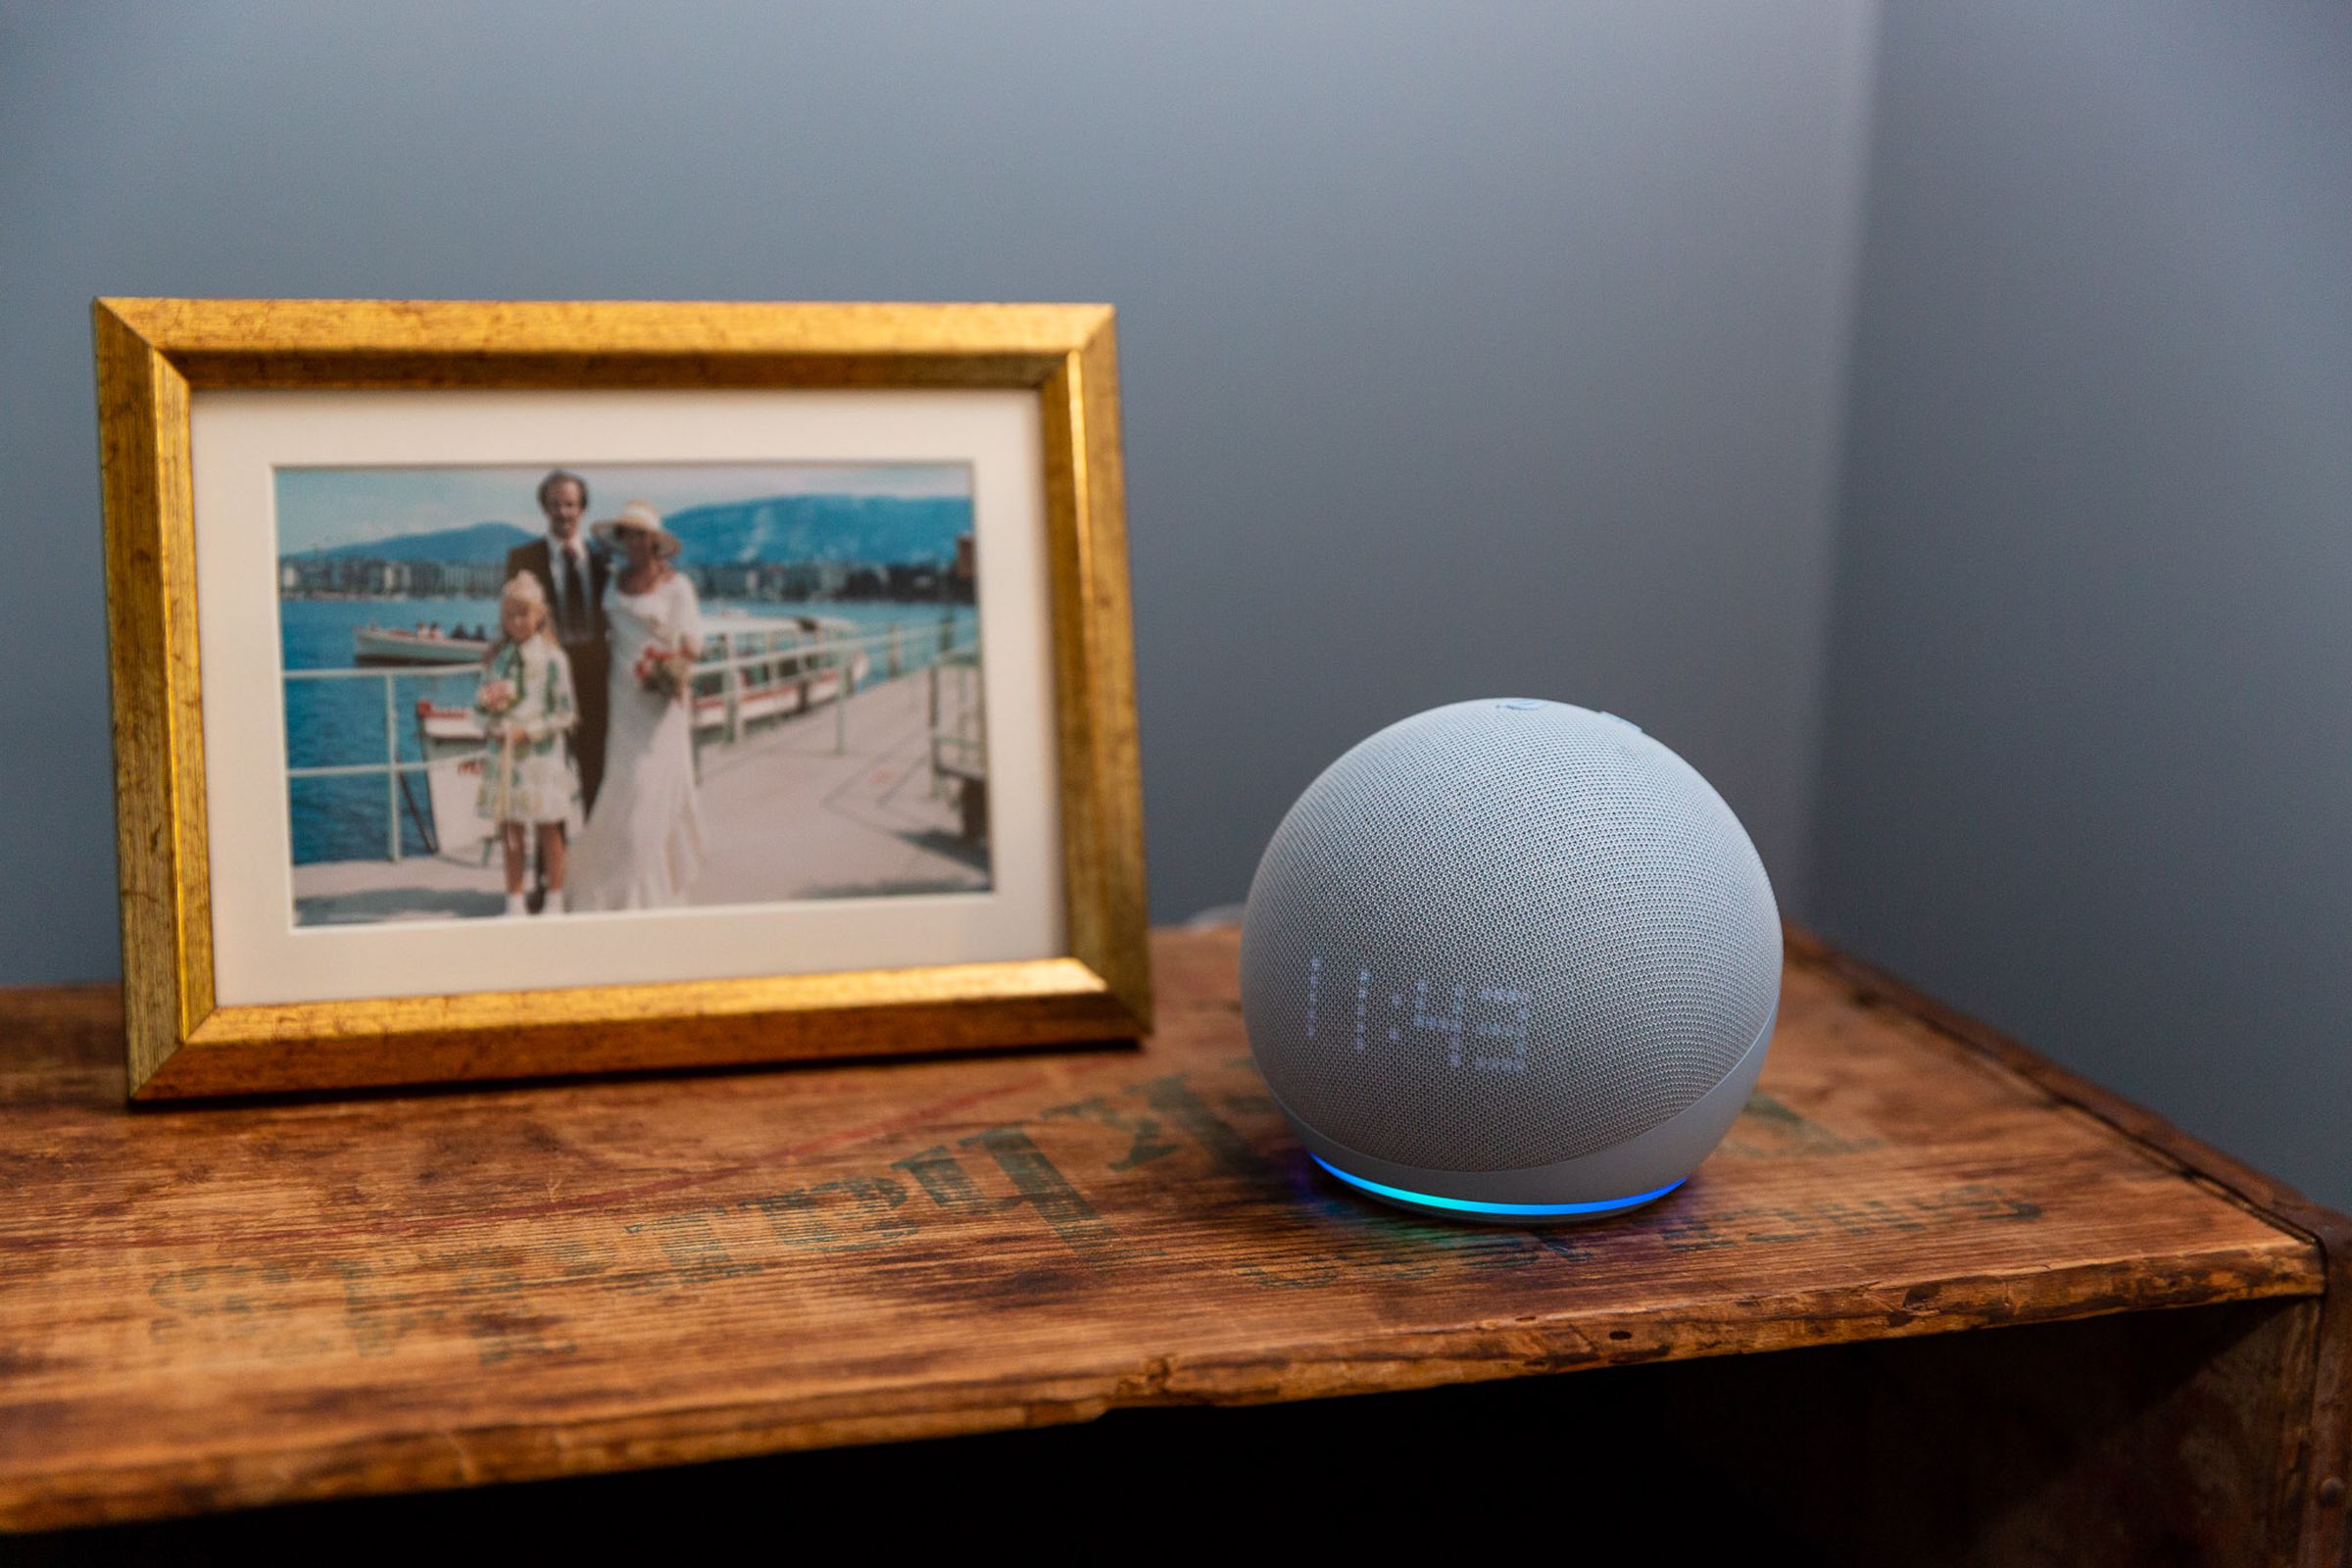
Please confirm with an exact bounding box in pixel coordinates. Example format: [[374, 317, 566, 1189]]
[[1250, 1002, 1777, 1211], [1309, 1153, 1684, 1217]]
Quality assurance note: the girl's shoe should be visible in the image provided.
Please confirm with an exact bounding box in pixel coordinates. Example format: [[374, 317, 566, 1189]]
[[504, 892, 529, 918]]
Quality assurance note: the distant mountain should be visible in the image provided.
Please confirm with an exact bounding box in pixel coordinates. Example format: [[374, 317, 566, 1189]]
[[296, 521, 536, 564], [663, 494, 972, 565], [288, 495, 974, 568]]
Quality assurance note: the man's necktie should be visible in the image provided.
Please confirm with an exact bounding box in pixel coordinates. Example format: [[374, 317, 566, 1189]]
[[560, 549, 585, 639]]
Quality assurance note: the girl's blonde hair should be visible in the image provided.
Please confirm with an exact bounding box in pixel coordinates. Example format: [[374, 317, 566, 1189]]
[[497, 572, 555, 647]]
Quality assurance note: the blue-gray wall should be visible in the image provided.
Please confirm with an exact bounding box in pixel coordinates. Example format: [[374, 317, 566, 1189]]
[[4, 3, 2344, 1209], [1814, 0, 2352, 1209], [0, 1, 1875, 981]]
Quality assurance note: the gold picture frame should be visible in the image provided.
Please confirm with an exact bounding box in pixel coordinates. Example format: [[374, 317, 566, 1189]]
[[94, 299, 1150, 1099]]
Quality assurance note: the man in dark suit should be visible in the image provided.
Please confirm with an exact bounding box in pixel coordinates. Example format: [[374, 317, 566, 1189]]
[[506, 468, 612, 822]]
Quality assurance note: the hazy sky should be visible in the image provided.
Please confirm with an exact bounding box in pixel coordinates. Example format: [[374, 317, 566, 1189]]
[[275, 462, 972, 555]]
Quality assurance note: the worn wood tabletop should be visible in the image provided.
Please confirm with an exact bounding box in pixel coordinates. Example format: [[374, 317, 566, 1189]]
[[0, 925, 2333, 1531]]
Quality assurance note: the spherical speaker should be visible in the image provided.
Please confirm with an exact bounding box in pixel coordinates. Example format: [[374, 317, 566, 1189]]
[[1240, 698, 1781, 1223]]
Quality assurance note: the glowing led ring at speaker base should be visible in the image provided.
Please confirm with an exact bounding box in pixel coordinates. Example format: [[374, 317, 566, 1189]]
[[1308, 1153, 1686, 1217]]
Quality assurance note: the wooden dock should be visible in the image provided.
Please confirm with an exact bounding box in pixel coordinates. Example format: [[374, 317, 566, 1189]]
[[688, 662, 987, 906], [290, 665, 985, 924]]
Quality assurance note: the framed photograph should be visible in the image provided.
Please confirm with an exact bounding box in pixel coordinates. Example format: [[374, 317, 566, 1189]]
[[94, 299, 1149, 1099]]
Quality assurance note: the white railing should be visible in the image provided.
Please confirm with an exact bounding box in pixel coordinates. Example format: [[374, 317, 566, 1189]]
[[284, 664, 475, 861], [927, 648, 986, 795], [696, 617, 978, 754], [287, 613, 980, 863]]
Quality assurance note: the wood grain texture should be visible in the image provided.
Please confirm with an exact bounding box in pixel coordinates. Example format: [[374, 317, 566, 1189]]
[[90, 298, 1152, 1098], [1787, 929, 2352, 1568], [0, 926, 2333, 1532], [1658, 1298, 2324, 1567]]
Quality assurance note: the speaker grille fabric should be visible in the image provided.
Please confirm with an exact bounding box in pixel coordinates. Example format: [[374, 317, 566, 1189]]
[[1241, 701, 1780, 1173]]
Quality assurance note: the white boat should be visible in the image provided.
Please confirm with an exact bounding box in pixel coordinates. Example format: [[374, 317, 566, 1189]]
[[355, 623, 494, 665], [414, 703, 496, 860]]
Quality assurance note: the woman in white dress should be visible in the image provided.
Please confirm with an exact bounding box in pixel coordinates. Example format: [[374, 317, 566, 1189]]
[[565, 501, 707, 910]]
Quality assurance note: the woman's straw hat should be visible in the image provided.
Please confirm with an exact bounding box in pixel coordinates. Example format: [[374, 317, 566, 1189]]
[[590, 499, 683, 559]]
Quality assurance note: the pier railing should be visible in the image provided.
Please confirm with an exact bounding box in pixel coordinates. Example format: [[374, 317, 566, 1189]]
[[287, 613, 981, 864], [927, 647, 986, 797], [284, 664, 473, 862], [694, 616, 978, 755]]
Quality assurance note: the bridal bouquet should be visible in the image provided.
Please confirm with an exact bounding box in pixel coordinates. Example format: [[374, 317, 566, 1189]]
[[475, 676, 517, 718], [634, 642, 697, 701]]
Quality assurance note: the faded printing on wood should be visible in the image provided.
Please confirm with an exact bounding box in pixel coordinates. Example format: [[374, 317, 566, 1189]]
[[0, 927, 2337, 1551]]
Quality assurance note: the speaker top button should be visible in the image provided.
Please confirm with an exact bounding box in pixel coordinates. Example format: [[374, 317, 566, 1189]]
[[1497, 699, 1547, 710]]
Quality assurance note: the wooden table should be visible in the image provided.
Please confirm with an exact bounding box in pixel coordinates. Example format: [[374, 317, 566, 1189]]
[[3, 926, 2345, 1563]]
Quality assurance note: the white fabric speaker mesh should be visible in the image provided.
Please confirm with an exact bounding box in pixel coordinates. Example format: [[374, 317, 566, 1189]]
[[1241, 700, 1781, 1173]]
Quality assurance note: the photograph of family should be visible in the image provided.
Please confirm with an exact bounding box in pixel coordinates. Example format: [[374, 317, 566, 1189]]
[[277, 462, 989, 927]]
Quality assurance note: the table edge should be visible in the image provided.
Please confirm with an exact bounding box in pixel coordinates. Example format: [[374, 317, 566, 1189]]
[[1782, 923, 2351, 1568], [3, 928, 2343, 1540]]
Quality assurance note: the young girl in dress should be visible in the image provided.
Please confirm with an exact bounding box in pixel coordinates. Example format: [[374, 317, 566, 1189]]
[[476, 573, 584, 917]]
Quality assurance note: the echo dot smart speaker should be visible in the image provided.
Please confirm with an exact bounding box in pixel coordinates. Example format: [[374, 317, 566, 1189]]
[[1240, 699, 1781, 1223]]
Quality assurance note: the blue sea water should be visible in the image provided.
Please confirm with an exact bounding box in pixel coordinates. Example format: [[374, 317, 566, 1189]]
[[283, 596, 976, 864]]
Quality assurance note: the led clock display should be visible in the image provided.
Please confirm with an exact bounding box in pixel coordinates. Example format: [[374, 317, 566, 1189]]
[[1302, 955, 1531, 1073]]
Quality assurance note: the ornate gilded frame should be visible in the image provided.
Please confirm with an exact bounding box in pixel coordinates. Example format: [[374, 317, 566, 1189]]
[[93, 299, 1150, 1099]]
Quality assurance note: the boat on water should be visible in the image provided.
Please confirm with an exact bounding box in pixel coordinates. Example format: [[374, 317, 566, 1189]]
[[354, 623, 494, 665], [411, 612, 875, 856]]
